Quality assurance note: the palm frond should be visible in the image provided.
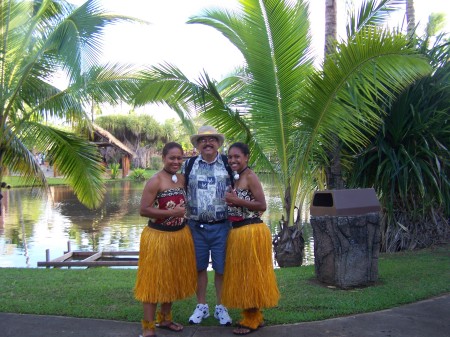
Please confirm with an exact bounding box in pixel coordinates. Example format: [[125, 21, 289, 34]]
[[346, 0, 405, 37], [1, 0, 147, 209], [301, 28, 431, 153], [1, 124, 47, 188], [17, 121, 106, 209], [189, 0, 314, 185]]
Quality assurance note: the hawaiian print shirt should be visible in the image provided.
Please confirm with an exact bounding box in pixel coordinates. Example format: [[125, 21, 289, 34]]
[[183, 154, 232, 222]]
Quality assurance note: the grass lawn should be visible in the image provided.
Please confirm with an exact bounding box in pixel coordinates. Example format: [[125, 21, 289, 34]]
[[0, 244, 448, 325], [2, 170, 158, 188]]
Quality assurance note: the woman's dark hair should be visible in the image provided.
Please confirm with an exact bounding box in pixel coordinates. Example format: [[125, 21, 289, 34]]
[[162, 142, 183, 156], [229, 142, 249, 156]]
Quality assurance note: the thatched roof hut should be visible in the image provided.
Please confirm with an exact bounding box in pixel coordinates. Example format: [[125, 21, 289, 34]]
[[92, 124, 136, 178]]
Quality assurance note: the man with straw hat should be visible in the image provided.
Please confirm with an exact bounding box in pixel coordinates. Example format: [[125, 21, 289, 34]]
[[183, 125, 233, 326]]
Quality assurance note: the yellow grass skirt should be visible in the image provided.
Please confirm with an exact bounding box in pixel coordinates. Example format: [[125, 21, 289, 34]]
[[134, 225, 197, 303], [222, 222, 280, 309]]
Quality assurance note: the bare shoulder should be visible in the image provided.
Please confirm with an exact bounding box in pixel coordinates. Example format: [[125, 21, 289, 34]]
[[247, 169, 262, 185], [144, 172, 162, 191]]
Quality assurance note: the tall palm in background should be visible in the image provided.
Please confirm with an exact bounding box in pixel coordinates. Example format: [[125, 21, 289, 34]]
[[323, 0, 344, 190], [406, 0, 415, 35], [133, 0, 431, 265], [324, 0, 337, 56], [0, 0, 141, 208]]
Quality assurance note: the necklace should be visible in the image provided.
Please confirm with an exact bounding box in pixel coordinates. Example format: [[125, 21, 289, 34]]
[[163, 168, 178, 183], [233, 166, 248, 180]]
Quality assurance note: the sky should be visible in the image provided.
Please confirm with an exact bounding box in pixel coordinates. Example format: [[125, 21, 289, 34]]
[[68, 0, 450, 121]]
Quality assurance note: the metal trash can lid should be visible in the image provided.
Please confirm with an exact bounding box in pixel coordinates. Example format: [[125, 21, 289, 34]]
[[310, 188, 381, 216]]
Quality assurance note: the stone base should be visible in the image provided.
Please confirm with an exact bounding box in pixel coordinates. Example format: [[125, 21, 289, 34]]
[[311, 213, 380, 288]]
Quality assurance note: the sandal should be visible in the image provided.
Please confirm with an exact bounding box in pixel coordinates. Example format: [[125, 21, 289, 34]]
[[233, 325, 257, 335], [156, 310, 183, 332], [158, 321, 183, 332]]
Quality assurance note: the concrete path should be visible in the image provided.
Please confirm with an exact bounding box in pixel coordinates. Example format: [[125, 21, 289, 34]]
[[1, 294, 449, 337]]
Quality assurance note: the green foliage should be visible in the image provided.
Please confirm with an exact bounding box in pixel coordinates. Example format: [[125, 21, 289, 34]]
[[0, 245, 448, 323], [130, 168, 146, 181], [149, 156, 163, 170], [108, 163, 121, 180]]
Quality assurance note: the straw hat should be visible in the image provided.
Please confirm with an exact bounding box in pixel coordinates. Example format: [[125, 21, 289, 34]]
[[190, 125, 225, 147]]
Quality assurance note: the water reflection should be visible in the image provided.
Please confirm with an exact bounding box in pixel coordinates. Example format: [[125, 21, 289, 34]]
[[0, 180, 313, 268]]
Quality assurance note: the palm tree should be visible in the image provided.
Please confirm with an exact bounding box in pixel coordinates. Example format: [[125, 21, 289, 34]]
[[0, 0, 141, 209], [133, 0, 431, 266]]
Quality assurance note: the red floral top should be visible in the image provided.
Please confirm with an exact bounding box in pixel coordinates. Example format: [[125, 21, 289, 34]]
[[153, 188, 186, 227]]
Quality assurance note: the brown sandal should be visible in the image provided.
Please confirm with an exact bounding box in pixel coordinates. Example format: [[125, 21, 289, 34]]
[[156, 311, 183, 332], [158, 321, 183, 332]]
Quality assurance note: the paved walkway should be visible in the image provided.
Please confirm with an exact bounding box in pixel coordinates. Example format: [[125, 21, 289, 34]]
[[1, 294, 449, 337]]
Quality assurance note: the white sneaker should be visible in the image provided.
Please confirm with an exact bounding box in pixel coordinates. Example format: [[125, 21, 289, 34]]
[[189, 303, 210, 324], [214, 304, 232, 326]]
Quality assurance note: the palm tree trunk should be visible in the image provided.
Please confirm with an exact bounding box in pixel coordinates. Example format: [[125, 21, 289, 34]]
[[406, 0, 416, 36], [324, 0, 344, 189], [325, 135, 345, 189], [324, 0, 337, 56]]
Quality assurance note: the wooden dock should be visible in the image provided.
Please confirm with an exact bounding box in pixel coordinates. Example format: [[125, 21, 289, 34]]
[[37, 242, 139, 268]]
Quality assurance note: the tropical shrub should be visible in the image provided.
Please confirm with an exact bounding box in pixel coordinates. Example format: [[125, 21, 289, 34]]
[[348, 34, 450, 251], [108, 163, 121, 180], [131, 168, 146, 181]]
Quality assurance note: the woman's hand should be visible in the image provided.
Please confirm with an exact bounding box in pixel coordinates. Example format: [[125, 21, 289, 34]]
[[171, 200, 186, 218], [225, 190, 238, 207]]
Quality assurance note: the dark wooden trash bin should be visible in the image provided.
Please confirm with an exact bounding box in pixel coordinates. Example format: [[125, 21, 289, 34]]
[[310, 188, 381, 288], [310, 188, 381, 216]]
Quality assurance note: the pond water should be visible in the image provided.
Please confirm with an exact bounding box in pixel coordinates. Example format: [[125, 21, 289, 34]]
[[0, 180, 314, 268]]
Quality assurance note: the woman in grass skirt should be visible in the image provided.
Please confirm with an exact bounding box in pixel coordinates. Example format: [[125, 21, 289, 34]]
[[223, 142, 280, 335], [135, 142, 197, 337]]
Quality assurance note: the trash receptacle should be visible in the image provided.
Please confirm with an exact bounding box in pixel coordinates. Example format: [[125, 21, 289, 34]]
[[310, 188, 381, 288]]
